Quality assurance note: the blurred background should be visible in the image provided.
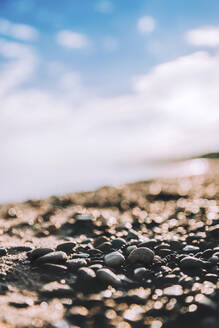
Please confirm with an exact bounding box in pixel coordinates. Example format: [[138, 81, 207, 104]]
[[0, 0, 219, 202]]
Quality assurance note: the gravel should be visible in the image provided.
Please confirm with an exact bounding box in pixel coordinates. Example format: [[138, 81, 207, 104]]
[[0, 164, 219, 327]]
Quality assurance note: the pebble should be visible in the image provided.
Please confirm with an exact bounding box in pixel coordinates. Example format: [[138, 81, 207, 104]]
[[75, 214, 93, 222], [138, 239, 157, 248], [128, 247, 154, 265], [180, 256, 204, 270], [0, 248, 7, 257], [157, 248, 172, 257], [39, 263, 67, 275], [134, 267, 149, 280], [126, 245, 137, 255], [182, 245, 200, 253], [93, 236, 109, 248], [78, 267, 96, 280], [34, 251, 67, 265], [27, 248, 54, 261], [111, 238, 126, 249], [204, 273, 218, 283], [104, 251, 125, 267], [67, 259, 87, 270], [56, 242, 76, 253], [213, 252, 219, 258], [96, 268, 122, 287], [89, 264, 103, 271], [87, 248, 102, 256], [96, 242, 112, 253], [72, 253, 90, 259], [126, 230, 139, 240]]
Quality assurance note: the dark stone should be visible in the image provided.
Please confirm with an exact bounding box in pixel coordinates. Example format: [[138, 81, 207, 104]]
[[0, 248, 7, 257], [111, 238, 126, 249], [27, 248, 54, 261], [56, 242, 76, 253], [34, 251, 67, 265]]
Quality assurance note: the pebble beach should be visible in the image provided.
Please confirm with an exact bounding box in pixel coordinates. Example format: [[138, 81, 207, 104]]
[[0, 160, 219, 328]]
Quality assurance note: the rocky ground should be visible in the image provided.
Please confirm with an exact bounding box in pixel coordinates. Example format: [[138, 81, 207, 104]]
[[0, 160, 219, 328]]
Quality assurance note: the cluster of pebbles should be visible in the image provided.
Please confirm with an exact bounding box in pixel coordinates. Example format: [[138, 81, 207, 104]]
[[0, 169, 219, 327]]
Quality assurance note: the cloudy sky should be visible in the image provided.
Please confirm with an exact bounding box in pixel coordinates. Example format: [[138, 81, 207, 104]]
[[0, 0, 219, 202]]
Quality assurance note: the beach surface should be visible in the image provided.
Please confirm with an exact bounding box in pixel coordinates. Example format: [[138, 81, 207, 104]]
[[0, 159, 219, 327]]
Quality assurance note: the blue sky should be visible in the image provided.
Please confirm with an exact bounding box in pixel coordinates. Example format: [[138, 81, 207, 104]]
[[1, 0, 219, 95], [0, 0, 219, 202]]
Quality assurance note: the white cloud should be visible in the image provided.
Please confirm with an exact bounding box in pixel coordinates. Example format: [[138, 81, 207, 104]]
[[1, 37, 219, 202], [186, 26, 219, 47], [95, 1, 114, 14], [0, 18, 38, 41], [137, 16, 155, 34], [56, 30, 89, 49]]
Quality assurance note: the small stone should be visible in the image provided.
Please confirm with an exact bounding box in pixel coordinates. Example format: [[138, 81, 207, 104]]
[[126, 245, 137, 255], [204, 273, 218, 283], [180, 256, 204, 270], [96, 242, 112, 253], [87, 248, 102, 256], [78, 267, 96, 280], [75, 214, 93, 221], [128, 247, 154, 265], [34, 251, 67, 265], [93, 236, 109, 248], [67, 259, 87, 270], [89, 264, 103, 271], [138, 239, 157, 248], [213, 252, 219, 258], [157, 249, 172, 257], [163, 274, 178, 283], [27, 248, 54, 261], [163, 285, 183, 296], [111, 238, 126, 249], [209, 256, 219, 264], [104, 251, 125, 267], [96, 268, 121, 287], [134, 267, 150, 281], [208, 226, 219, 238], [0, 248, 7, 257], [126, 230, 139, 240], [10, 246, 33, 252], [182, 245, 200, 253], [39, 263, 68, 275], [203, 249, 214, 258], [72, 253, 89, 258], [56, 242, 76, 253]]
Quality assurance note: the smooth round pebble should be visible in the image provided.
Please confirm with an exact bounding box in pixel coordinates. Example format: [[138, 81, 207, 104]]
[[111, 238, 126, 249], [128, 247, 154, 265], [104, 251, 125, 267], [180, 256, 204, 269], [96, 268, 121, 287], [134, 267, 149, 280]]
